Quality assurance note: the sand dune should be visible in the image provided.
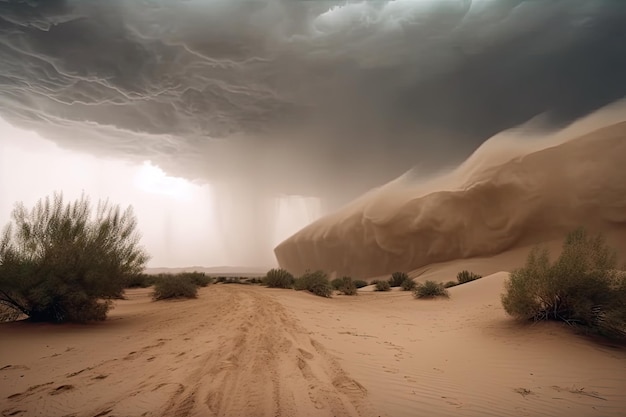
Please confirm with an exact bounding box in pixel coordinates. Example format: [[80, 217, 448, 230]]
[[2, 274, 625, 417], [275, 110, 626, 277]]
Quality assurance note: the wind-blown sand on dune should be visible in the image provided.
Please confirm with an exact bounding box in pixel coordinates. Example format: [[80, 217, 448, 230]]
[[275, 103, 626, 277], [2, 273, 625, 417]]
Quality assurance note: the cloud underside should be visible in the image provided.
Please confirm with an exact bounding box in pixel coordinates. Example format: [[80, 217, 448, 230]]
[[1, 0, 625, 203]]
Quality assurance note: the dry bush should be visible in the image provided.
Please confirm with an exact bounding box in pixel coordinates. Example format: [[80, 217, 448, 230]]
[[264, 268, 294, 289], [502, 228, 625, 339], [153, 276, 198, 300], [415, 281, 449, 299]]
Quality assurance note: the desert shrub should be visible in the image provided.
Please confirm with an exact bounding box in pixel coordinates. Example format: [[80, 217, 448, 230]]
[[374, 280, 391, 291], [294, 270, 332, 297], [401, 278, 417, 291], [331, 278, 344, 290], [264, 268, 294, 289], [0, 193, 149, 323], [179, 272, 212, 287], [153, 276, 198, 300], [338, 277, 357, 295], [457, 270, 482, 284], [389, 272, 409, 287], [415, 281, 449, 299], [443, 280, 458, 288], [502, 228, 626, 339], [353, 280, 368, 288], [124, 273, 156, 288]]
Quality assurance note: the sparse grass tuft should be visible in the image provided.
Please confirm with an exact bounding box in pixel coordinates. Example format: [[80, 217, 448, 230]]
[[443, 280, 459, 288]]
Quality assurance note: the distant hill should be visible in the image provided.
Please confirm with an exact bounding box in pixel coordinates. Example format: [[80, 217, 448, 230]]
[[144, 266, 270, 277]]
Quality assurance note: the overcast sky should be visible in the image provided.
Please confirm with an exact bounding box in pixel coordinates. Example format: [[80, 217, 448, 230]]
[[1, 0, 625, 267]]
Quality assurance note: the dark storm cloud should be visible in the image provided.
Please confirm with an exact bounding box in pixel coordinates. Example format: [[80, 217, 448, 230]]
[[1, 0, 625, 202]]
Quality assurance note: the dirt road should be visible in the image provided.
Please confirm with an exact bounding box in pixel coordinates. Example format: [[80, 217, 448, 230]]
[[0, 285, 377, 417]]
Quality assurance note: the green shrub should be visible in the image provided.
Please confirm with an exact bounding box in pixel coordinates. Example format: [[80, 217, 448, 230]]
[[374, 280, 391, 291], [294, 270, 332, 297], [401, 278, 417, 291], [153, 276, 198, 300], [330, 278, 343, 290], [264, 268, 294, 289], [415, 281, 449, 299], [338, 277, 357, 295], [443, 280, 458, 288], [389, 272, 409, 287], [0, 192, 149, 323], [125, 273, 155, 288], [353, 280, 368, 288], [502, 228, 626, 339], [179, 272, 212, 287], [457, 270, 482, 284]]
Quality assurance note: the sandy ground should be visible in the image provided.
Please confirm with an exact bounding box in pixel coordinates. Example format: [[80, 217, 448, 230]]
[[1, 269, 625, 417]]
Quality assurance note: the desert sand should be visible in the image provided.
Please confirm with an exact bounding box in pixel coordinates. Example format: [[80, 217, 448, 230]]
[[275, 104, 626, 277], [2, 257, 625, 417]]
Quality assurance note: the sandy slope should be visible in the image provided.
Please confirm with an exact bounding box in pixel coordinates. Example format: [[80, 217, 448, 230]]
[[1, 273, 625, 417]]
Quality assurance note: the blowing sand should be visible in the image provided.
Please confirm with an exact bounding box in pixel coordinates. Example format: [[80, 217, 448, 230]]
[[275, 103, 626, 277], [2, 264, 625, 417]]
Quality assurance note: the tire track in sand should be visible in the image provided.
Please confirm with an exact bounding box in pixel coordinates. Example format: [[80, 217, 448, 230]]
[[159, 286, 377, 417]]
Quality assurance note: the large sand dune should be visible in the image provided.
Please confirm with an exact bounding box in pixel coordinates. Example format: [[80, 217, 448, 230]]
[[275, 106, 626, 277], [2, 272, 625, 417]]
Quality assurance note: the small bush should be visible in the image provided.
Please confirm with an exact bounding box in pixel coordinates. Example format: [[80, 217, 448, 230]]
[[374, 280, 391, 292], [457, 270, 482, 284], [264, 268, 294, 289], [331, 278, 344, 290], [294, 270, 332, 297], [353, 280, 368, 288], [180, 272, 212, 287], [338, 277, 357, 295], [415, 281, 449, 299], [502, 228, 626, 339], [153, 276, 198, 300], [389, 272, 409, 287], [401, 279, 417, 291], [443, 280, 458, 288], [125, 273, 156, 288]]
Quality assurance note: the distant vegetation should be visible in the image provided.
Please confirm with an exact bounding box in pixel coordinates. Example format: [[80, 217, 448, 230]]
[[457, 270, 482, 284], [264, 268, 294, 289], [337, 277, 357, 296], [502, 228, 626, 339], [353, 280, 368, 289], [401, 278, 417, 291], [374, 280, 391, 292], [294, 270, 332, 298], [0, 193, 149, 323], [153, 275, 199, 300], [389, 272, 409, 287], [415, 280, 449, 299]]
